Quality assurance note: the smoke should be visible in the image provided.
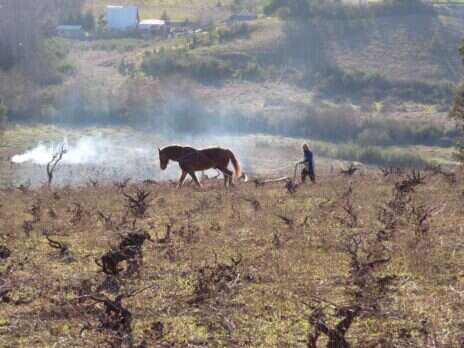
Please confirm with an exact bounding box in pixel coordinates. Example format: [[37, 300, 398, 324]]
[[6, 132, 262, 186], [11, 136, 150, 166]]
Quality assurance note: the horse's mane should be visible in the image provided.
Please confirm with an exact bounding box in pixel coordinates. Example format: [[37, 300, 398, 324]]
[[160, 144, 223, 151], [159, 144, 187, 151]]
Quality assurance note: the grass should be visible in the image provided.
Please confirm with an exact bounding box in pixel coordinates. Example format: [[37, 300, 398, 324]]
[[0, 124, 132, 150], [79, 38, 151, 52], [1, 166, 464, 346], [253, 134, 456, 167], [83, 0, 237, 21]]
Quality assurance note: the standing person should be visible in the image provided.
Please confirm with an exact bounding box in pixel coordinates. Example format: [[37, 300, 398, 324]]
[[300, 143, 316, 183]]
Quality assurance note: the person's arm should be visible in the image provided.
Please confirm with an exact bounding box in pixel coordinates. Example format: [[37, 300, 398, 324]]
[[301, 151, 311, 165]]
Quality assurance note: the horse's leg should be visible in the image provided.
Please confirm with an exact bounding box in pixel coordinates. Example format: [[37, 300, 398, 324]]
[[227, 168, 234, 187], [216, 168, 228, 187], [178, 170, 187, 188], [218, 167, 233, 187], [188, 171, 202, 188]]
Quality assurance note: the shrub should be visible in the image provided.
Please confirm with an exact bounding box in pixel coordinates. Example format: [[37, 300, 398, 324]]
[[296, 105, 361, 142], [234, 62, 265, 81], [331, 143, 429, 167], [142, 50, 267, 83], [57, 63, 76, 76], [334, 143, 361, 162], [357, 128, 392, 146], [358, 146, 384, 164], [264, 0, 310, 19], [316, 68, 454, 106], [217, 23, 252, 42], [289, 104, 454, 147], [380, 150, 428, 168]]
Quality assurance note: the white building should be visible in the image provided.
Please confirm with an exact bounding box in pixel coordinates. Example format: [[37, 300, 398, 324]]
[[106, 5, 139, 31], [138, 19, 168, 37]]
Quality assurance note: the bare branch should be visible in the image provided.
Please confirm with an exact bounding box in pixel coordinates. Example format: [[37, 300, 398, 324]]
[[46, 144, 67, 186]]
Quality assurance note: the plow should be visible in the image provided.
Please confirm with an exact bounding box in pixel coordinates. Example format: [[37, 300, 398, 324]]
[[251, 162, 302, 188]]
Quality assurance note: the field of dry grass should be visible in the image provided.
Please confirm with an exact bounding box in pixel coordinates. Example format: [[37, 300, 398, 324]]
[[1, 166, 464, 347], [83, 0, 236, 22]]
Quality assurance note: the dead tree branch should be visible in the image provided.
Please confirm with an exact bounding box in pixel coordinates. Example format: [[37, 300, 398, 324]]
[[341, 163, 359, 176], [395, 170, 426, 194], [46, 144, 67, 186], [122, 188, 152, 217]]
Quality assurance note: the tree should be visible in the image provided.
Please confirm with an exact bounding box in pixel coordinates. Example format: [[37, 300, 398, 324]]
[[449, 39, 464, 162], [263, 0, 310, 19], [0, 0, 81, 80], [161, 10, 170, 24], [83, 11, 96, 32], [46, 144, 67, 186], [97, 14, 107, 32], [449, 84, 464, 162]]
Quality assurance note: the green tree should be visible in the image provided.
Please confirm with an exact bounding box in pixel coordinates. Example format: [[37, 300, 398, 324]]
[[449, 40, 464, 162], [83, 11, 96, 32], [97, 14, 107, 32], [450, 84, 464, 162], [263, 0, 310, 19], [161, 10, 170, 24]]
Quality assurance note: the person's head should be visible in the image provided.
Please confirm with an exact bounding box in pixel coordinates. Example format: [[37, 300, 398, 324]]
[[302, 143, 309, 152]]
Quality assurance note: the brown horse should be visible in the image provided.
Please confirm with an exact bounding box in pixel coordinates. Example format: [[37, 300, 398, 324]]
[[158, 145, 241, 188]]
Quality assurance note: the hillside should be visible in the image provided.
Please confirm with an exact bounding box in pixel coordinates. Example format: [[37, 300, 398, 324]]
[[324, 6, 464, 82], [65, 4, 464, 114], [83, 0, 238, 22], [2, 3, 464, 173]]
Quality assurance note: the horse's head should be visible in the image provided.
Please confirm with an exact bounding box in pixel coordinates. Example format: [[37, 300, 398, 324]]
[[158, 147, 169, 170]]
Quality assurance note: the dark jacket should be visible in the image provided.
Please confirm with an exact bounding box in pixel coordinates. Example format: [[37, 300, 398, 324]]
[[303, 149, 315, 174]]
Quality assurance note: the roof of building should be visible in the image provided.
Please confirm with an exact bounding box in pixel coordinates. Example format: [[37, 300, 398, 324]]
[[106, 5, 138, 10], [56, 25, 83, 30], [139, 19, 166, 26]]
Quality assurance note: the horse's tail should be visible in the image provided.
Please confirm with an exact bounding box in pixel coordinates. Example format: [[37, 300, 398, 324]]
[[227, 149, 241, 177]]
